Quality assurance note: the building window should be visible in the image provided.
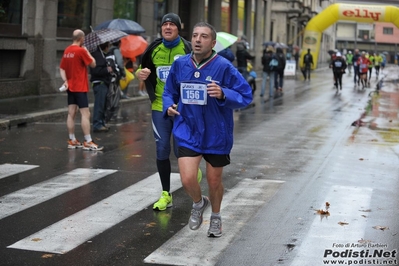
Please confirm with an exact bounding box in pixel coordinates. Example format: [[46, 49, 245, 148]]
[[358, 30, 369, 40], [0, 50, 22, 78], [383, 27, 393, 35], [0, 0, 23, 36], [114, 0, 137, 21], [57, 0, 92, 37]]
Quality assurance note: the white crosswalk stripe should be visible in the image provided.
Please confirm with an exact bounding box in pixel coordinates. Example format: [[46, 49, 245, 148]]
[[2, 165, 284, 265], [0, 168, 117, 220], [7, 173, 182, 254], [144, 179, 284, 266], [0, 163, 39, 180]]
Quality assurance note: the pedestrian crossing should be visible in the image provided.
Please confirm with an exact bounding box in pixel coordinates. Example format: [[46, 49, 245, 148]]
[[0, 163, 38, 180], [8, 172, 182, 254], [0, 163, 283, 265], [0, 168, 117, 220]]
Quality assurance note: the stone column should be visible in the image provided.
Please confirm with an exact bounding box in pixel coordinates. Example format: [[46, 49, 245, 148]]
[[253, 0, 263, 69], [265, 0, 272, 42], [189, 0, 205, 37], [208, 0, 222, 31]]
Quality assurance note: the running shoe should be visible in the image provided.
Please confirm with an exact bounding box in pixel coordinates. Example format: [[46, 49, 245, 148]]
[[67, 139, 83, 149], [207, 216, 222, 237], [189, 196, 210, 230], [83, 141, 104, 151], [153, 191, 173, 211]]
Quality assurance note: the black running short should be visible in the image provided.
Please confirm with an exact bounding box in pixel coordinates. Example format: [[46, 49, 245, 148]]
[[177, 146, 230, 167], [67, 91, 89, 108]]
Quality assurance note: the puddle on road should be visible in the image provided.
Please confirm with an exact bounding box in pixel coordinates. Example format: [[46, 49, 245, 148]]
[[349, 79, 399, 145]]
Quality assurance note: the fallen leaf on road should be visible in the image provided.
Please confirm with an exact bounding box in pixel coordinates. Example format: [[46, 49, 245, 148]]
[[338, 221, 349, 226], [146, 222, 156, 228], [359, 158, 364, 160], [41, 254, 54, 258], [316, 209, 330, 215], [31, 238, 42, 242], [373, 225, 389, 231], [39, 146, 52, 150], [316, 202, 330, 215]]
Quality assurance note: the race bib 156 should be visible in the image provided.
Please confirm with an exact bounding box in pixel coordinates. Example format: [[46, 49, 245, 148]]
[[180, 83, 207, 105]]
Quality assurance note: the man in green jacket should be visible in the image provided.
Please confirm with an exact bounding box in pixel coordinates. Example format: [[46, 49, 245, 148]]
[[136, 13, 192, 211], [346, 51, 353, 74]]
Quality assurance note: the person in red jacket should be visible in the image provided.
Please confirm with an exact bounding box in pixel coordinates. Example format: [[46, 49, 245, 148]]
[[357, 52, 371, 89]]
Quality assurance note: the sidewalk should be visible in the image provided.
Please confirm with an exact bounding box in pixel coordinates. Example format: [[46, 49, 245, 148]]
[[0, 86, 148, 130]]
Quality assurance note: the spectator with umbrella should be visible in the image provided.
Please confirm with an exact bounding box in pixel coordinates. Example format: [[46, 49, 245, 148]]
[[214, 32, 237, 63], [119, 35, 148, 96], [84, 28, 127, 132], [90, 42, 114, 132], [236, 35, 255, 79]]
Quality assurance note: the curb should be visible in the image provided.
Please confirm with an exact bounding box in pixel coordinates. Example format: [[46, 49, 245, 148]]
[[0, 96, 149, 130]]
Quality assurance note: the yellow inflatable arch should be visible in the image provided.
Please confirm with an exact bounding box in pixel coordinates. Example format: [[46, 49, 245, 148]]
[[300, 3, 399, 69]]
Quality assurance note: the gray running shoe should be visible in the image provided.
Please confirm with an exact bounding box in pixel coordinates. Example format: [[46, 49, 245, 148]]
[[207, 216, 222, 237], [188, 196, 210, 230]]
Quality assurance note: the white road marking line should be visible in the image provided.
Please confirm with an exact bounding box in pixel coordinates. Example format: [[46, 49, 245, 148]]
[[7, 173, 182, 254], [0, 163, 39, 180], [0, 168, 117, 220], [290, 185, 373, 266], [144, 179, 284, 266]]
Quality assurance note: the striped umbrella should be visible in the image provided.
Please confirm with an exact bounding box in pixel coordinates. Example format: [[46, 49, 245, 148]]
[[84, 28, 127, 53]]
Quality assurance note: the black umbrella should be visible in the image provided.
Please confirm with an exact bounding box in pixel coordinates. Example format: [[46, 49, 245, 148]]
[[95, 19, 145, 35], [328, 50, 335, 55], [263, 41, 275, 47]]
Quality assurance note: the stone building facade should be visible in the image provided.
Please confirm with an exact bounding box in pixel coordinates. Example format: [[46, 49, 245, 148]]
[[0, 0, 335, 99]]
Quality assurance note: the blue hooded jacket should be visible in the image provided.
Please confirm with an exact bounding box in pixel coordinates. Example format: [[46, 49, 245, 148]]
[[163, 52, 252, 154]]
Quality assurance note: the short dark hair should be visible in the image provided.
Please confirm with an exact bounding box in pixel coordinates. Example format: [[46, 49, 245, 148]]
[[193, 22, 217, 40], [100, 42, 110, 50]]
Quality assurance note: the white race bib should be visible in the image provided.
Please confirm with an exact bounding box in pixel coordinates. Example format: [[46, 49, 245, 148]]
[[180, 82, 207, 105], [156, 66, 171, 83]]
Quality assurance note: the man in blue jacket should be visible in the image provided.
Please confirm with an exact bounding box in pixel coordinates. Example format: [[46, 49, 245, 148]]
[[163, 22, 252, 237]]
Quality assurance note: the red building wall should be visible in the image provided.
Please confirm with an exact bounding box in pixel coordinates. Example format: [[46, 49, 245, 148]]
[[374, 22, 399, 44]]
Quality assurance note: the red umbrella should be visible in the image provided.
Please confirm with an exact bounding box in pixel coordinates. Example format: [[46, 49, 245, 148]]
[[120, 35, 148, 60]]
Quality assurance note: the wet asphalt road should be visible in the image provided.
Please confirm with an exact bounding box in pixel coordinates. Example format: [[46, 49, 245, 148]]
[[0, 67, 398, 266]]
